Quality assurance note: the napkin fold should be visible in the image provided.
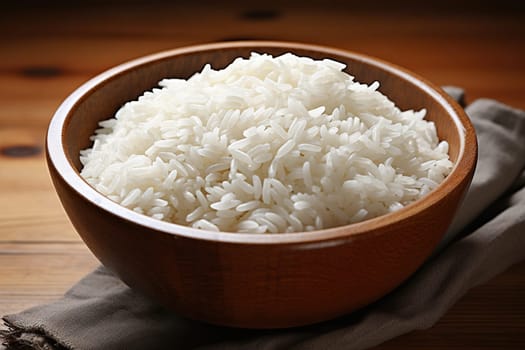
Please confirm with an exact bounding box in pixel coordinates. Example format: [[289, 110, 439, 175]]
[[3, 88, 525, 350]]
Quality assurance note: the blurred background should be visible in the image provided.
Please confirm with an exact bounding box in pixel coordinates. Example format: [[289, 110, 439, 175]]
[[2, 0, 525, 106], [1, 0, 524, 146], [0, 1, 524, 348]]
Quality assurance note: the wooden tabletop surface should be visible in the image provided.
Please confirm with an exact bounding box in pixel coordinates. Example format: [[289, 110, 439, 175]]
[[1, 1, 524, 348]]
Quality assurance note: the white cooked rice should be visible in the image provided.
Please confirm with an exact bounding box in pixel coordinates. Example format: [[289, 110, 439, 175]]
[[79, 52, 453, 233]]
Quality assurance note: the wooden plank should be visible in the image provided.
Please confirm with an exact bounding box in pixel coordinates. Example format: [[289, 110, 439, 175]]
[[2, 5, 524, 40], [2, 30, 523, 71], [0, 154, 80, 242], [0, 243, 99, 315]]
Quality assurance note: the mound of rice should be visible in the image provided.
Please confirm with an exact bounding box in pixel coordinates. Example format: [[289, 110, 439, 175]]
[[80, 53, 453, 233]]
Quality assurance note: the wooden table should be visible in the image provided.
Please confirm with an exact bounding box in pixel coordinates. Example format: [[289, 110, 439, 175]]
[[1, 1, 524, 348]]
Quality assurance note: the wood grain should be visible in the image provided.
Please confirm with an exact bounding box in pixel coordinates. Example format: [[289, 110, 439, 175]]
[[1, 0, 524, 346]]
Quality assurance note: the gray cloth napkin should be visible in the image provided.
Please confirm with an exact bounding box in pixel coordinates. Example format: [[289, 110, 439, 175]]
[[3, 87, 525, 350]]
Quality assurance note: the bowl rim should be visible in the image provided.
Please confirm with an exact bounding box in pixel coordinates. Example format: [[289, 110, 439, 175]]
[[47, 40, 477, 245]]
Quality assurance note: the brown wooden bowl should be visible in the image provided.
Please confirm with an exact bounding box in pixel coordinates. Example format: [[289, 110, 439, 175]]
[[46, 41, 477, 328]]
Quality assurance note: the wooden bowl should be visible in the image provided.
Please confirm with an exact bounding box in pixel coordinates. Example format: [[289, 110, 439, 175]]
[[46, 41, 477, 328]]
